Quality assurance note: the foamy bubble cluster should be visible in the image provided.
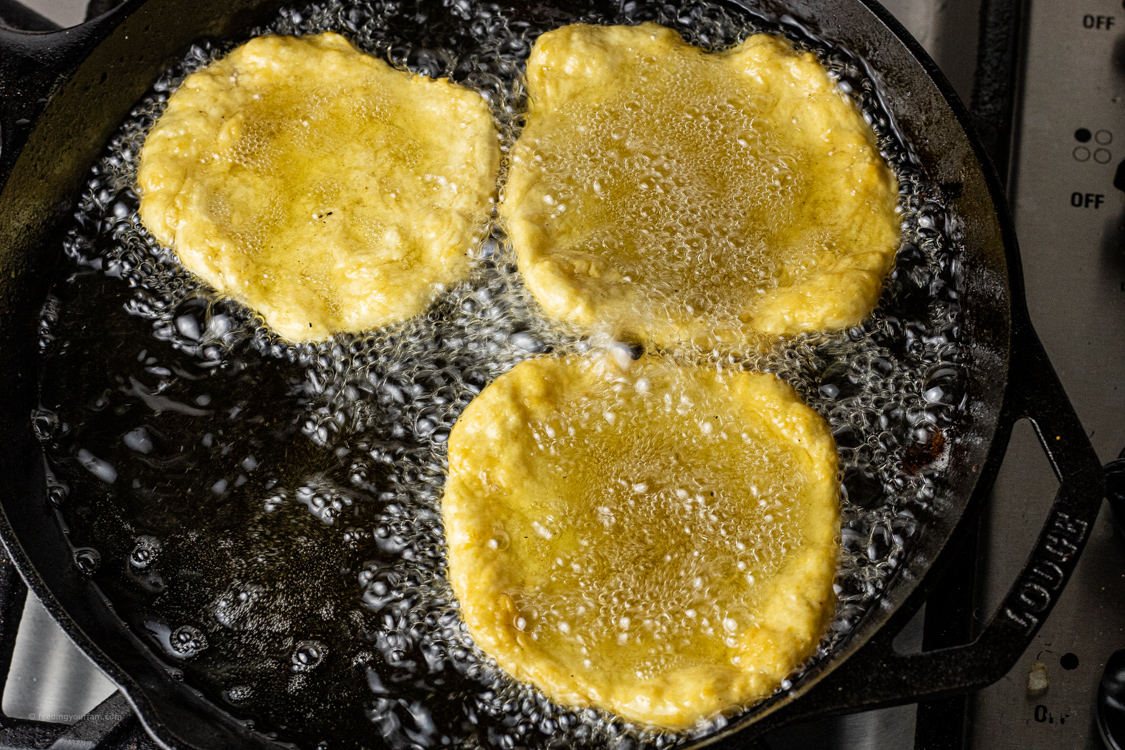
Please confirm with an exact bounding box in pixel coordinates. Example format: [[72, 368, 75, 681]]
[[506, 370, 807, 679], [521, 66, 801, 319]]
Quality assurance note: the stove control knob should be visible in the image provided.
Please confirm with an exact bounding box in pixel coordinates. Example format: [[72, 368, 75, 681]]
[[1098, 649, 1125, 750]]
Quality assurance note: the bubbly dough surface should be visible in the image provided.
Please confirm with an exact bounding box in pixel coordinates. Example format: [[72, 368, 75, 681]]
[[500, 23, 901, 347], [138, 33, 500, 341], [442, 354, 839, 728]]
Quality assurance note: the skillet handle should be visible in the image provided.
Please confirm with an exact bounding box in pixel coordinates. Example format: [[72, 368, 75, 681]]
[[0, 1, 133, 185], [793, 321, 1104, 715]]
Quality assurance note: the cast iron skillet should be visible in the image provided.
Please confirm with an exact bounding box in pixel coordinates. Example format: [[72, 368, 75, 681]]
[[0, 0, 1107, 747]]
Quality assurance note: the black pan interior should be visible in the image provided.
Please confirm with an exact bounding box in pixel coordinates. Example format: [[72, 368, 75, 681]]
[[0, 0, 1012, 747]]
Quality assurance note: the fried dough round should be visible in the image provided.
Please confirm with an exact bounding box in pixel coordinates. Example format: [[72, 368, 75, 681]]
[[138, 33, 500, 341], [500, 23, 901, 347], [442, 354, 839, 728]]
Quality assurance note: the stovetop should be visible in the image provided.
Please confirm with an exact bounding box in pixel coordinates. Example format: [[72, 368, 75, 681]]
[[2, 0, 1124, 748], [971, 0, 1125, 745]]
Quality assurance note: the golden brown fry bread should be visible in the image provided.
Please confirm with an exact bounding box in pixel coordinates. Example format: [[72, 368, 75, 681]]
[[138, 33, 500, 341], [442, 354, 839, 728], [501, 23, 900, 347]]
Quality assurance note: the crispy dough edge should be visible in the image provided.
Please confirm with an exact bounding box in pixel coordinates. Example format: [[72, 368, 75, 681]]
[[499, 23, 901, 345], [137, 32, 500, 342], [728, 36, 900, 335], [441, 355, 840, 728]]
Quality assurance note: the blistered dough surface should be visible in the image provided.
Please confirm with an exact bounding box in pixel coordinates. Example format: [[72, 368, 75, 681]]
[[500, 23, 901, 346], [138, 33, 500, 341], [442, 354, 839, 728]]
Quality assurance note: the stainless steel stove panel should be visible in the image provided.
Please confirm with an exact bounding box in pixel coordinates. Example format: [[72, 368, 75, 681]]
[[878, 0, 981, 103], [13, 0, 83, 24], [971, 0, 1125, 746]]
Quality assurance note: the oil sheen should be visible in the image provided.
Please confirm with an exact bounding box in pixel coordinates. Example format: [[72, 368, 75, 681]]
[[34, 0, 967, 747]]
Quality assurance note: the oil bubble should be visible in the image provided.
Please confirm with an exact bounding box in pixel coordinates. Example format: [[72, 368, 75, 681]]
[[291, 640, 327, 672], [130, 535, 161, 569], [169, 625, 208, 658], [73, 548, 100, 575]]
